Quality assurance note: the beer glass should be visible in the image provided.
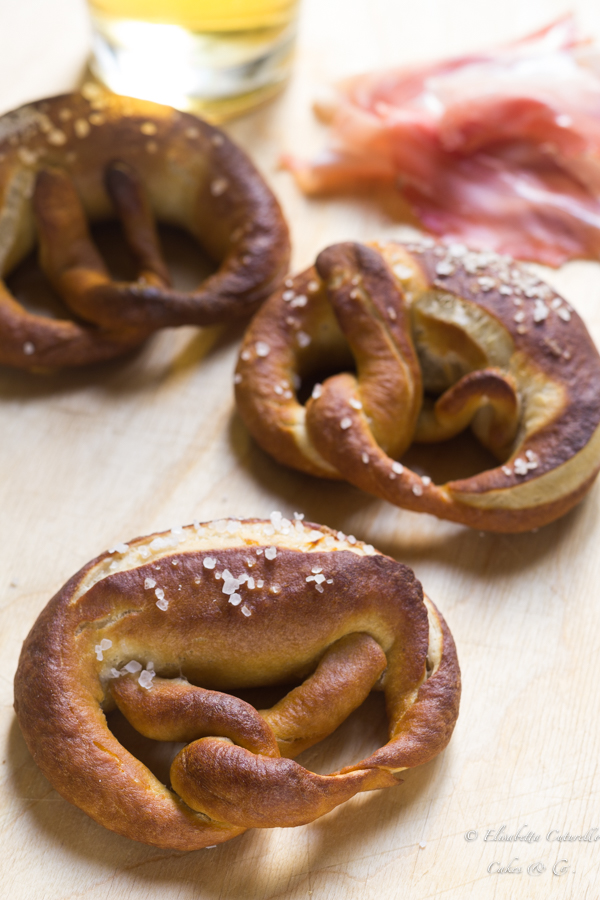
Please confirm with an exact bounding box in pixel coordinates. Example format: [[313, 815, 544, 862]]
[[88, 0, 300, 120]]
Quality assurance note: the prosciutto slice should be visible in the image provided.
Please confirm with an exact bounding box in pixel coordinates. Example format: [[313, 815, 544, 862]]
[[284, 17, 600, 265]]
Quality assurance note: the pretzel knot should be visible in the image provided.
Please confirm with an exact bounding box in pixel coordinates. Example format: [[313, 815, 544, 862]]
[[14, 519, 460, 850], [235, 240, 600, 532], [0, 91, 289, 370]]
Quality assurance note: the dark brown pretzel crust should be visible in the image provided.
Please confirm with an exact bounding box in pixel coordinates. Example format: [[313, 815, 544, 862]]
[[14, 519, 460, 850], [0, 90, 290, 369]]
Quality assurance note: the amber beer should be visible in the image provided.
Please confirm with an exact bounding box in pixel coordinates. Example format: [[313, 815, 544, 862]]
[[88, 0, 300, 120]]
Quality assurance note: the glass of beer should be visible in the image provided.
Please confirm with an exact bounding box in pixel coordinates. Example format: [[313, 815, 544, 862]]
[[88, 0, 300, 121]]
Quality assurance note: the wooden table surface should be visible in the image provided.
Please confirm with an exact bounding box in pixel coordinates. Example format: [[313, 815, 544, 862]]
[[4, 1, 600, 898]]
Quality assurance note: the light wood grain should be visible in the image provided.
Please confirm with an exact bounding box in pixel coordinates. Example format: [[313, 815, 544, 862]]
[[3, 1, 600, 898]]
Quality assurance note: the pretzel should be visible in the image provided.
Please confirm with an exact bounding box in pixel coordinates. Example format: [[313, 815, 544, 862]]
[[0, 88, 290, 369], [14, 516, 460, 850], [235, 240, 600, 532]]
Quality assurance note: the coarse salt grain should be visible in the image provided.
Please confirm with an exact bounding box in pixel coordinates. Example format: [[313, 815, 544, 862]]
[[150, 537, 167, 551], [203, 557, 216, 569], [241, 605, 251, 617], [340, 417, 352, 430], [392, 461, 404, 474], [412, 484, 423, 496], [139, 669, 155, 689], [297, 331, 311, 348], [109, 542, 129, 554], [233, 373, 242, 384], [210, 177, 229, 196], [94, 638, 112, 661], [349, 398, 363, 410], [533, 300, 549, 323], [362, 452, 369, 463], [393, 263, 414, 278], [144, 577, 156, 589], [513, 458, 528, 476], [229, 593, 242, 606], [240, 349, 251, 361], [23, 342, 35, 355], [121, 660, 142, 674], [265, 546, 277, 560], [422, 475, 432, 486], [312, 384, 323, 399], [156, 598, 169, 611], [74, 118, 90, 138], [255, 341, 270, 357], [282, 290, 295, 301]]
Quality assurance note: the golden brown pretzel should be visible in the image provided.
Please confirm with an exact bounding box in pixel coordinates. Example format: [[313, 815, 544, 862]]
[[14, 517, 460, 850], [0, 89, 290, 369], [234, 240, 600, 532]]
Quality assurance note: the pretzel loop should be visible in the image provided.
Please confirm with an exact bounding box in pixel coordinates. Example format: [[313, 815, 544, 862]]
[[235, 240, 600, 532]]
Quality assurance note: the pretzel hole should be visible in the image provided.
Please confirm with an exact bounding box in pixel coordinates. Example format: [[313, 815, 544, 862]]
[[7, 222, 216, 322], [295, 354, 356, 405], [6, 252, 72, 321], [293, 691, 388, 775], [91, 222, 216, 291], [106, 707, 186, 788], [402, 429, 498, 482]]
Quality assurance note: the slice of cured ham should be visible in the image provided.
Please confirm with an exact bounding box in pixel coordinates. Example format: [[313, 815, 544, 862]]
[[283, 16, 600, 265]]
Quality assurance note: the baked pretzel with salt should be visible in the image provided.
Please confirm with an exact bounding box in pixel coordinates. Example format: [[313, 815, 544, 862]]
[[0, 88, 290, 369], [235, 240, 600, 532], [14, 517, 460, 850]]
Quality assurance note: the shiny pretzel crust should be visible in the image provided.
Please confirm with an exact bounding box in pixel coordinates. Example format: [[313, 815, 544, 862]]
[[14, 518, 460, 850], [0, 90, 290, 369], [235, 241, 600, 532]]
